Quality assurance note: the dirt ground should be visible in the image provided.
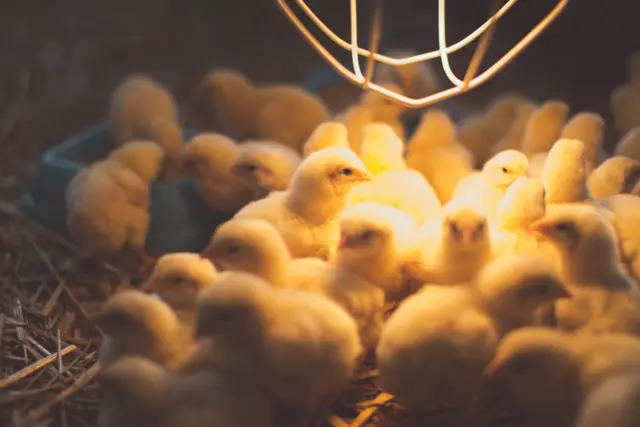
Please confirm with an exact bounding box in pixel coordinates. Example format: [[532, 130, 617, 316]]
[[0, 0, 638, 426]]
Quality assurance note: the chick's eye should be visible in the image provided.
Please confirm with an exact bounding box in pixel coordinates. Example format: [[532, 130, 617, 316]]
[[361, 231, 374, 241], [534, 285, 551, 295], [227, 245, 240, 254], [342, 168, 353, 176], [171, 277, 184, 286], [501, 167, 510, 174], [242, 164, 258, 172], [554, 222, 572, 232]]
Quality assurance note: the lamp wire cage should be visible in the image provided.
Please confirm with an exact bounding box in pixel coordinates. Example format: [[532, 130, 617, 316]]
[[276, 0, 571, 108]]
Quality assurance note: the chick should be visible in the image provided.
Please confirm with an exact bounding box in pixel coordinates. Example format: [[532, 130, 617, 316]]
[[484, 327, 640, 427], [336, 105, 374, 153], [489, 102, 537, 156], [358, 83, 407, 140], [541, 139, 592, 205], [141, 252, 217, 323], [194, 69, 329, 152], [346, 167, 442, 226], [181, 133, 255, 214], [374, 48, 439, 102], [109, 74, 183, 180], [377, 254, 569, 413], [575, 371, 640, 427], [453, 149, 529, 216], [358, 123, 406, 175], [301, 121, 351, 158], [529, 203, 636, 291], [66, 141, 164, 263], [521, 99, 570, 157], [233, 147, 371, 259], [414, 199, 495, 284], [191, 271, 362, 425], [600, 193, 640, 283], [587, 156, 640, 200], [100, 356, 274, 427], [559, 112, 606, 173], [610, 80, 640, 138], [232, 140, 301, 198], [406, 109, 474, 203], [614, 127, 640, 162], [458, 92, 533, 166], [95, 290, 193, 369]]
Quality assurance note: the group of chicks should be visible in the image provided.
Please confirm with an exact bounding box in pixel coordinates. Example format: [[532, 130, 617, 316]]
[[67, 49, 640, 427]]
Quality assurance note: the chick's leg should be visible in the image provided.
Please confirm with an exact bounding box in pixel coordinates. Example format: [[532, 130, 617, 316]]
[[127, 209, 155, 266]]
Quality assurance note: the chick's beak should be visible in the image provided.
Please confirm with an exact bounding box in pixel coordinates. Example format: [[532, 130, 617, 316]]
[[141, 278, 156, 293], [557, 286, 572, 299], [529, 219, 555, 236], [338, 234, 354, 249], [355, 169, 373, 182], [482, 358, 507, 379]]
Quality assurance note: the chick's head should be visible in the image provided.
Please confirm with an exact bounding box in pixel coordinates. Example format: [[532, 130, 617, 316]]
[[442, 201, 489, 251], [195, 271, 272, 340], [337, 203, 399, 259], [302, 122, 350, 158], [359, 123, 405, 175], [181, 133, 238, 177], [109, 140, 166, 182], [203, 219, 289, 278], [483, 149, 529, 189], [359, 83, 406, 121], [233, 140, 301, 194], [291, 147, 372, 197], [142, 253, 217, 310], [477, 254, 570, 317]]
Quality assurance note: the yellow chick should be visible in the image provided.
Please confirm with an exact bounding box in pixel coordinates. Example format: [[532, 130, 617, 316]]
[[521, 99, 570, 158], [141, 252, 217, 323], [358, 82, 407, 140], [95, 290, 194, 370], [575, 371, 640, 427], [484, 327, 640, 427], [610, 80, 640, 138], [453, 149, 529, 216], [301, 121, 351, 158], [406, 108, 474, 203], [109, 74, 183, 180], [489, 102, 537, 156], [614, 127, 640, 162], [181, 133, 255, 214], [100, 355, 275, 427], [458, 92, 533, 166], [587, 156, 640, 200], [358, 123, 406, 175], [413, 199, 495, 284], [377, 254, 569, 413], [191, 271, 362, 426], [541, 139, 592, 205], [530, 203, 636, 291], [194, 69, 329, 152], [66, 141, 164, 263], [335, 105, 374, 153], [232, 140, 301, 198], [600, 193, 640, 283], [233, 147, 372, 260], [559, 112, 606, 173]]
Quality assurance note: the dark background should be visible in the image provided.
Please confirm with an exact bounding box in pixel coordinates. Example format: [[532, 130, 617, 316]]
[[0, 0, 636, 200]]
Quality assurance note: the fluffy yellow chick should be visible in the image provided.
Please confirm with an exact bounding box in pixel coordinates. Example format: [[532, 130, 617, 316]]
[[66, 141, 164, 263], [614, 127, 640, 161], [181, 133, 255, 214], [559, 112, 606, 173], [301, 121, 351, 158], [95, 290, 193, 369], [530, 203, 636, 291], [358, 83, 407, 140], [335, 105, 374, 153], [109, 74, 183, 180], [232, 140, 301, 198], [406, 109, 474, 203], [100, 356, 274, 427], [233, 147, 371, 260], [521, 99, 570, 157], [587, 156, 640, 200], [358, 123, 406, 175], [453, 149, 529, 216], [600, 193, 640, 283], [194, 69, 329, 152], [458, 92, 533, 166], [141, 252, 217, 322], [489, 102, 537, 156], [610, 80, 640, 138], [413, 199, 495, 284], [484, 327, 640, 427], [377, 254, 569, 413], [541, 138, 592, 205], [347, 167, 442, 226], [575, 371, 640, 427], [374, 48, 439, 102], [191, 271, 362, 425]]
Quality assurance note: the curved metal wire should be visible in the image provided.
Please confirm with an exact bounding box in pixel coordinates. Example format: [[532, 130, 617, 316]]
[[275, 0, 571, 108]]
